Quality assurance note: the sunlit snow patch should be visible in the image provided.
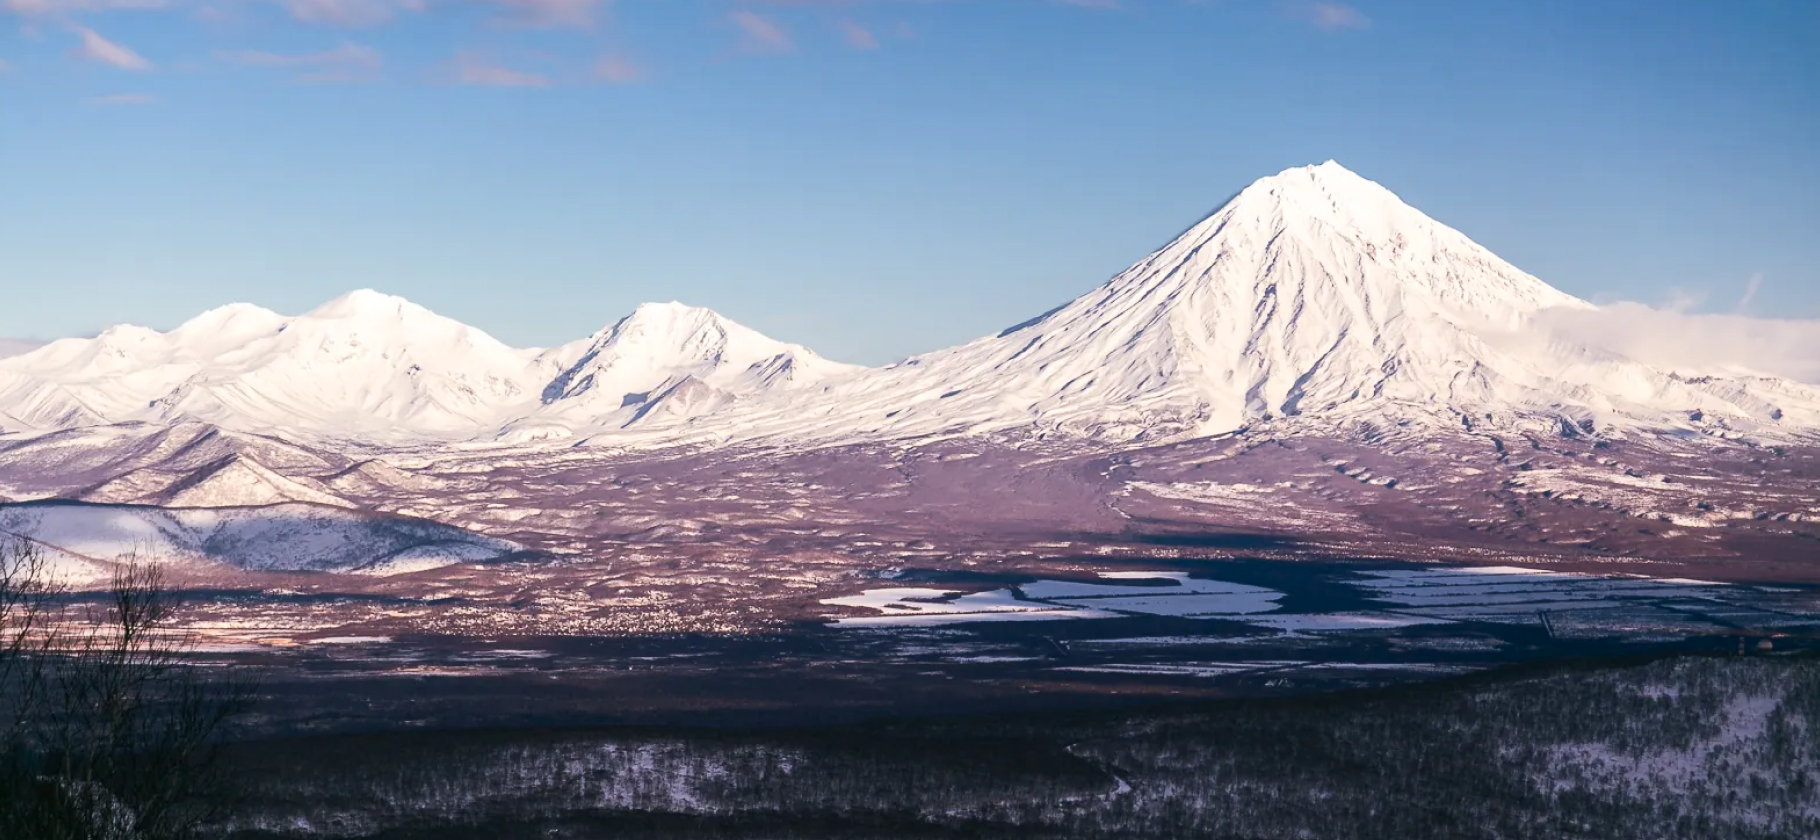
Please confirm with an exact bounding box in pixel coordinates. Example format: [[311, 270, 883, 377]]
[[1022, 572, 1285, 617], [821, 587, 1117, 627], [827, 572, 1291, 627], [1350, 566, 1749, 629], [1241, 612, 1454, 633], [1058, 661, 1307, 678], [0, 500, 522, 579]]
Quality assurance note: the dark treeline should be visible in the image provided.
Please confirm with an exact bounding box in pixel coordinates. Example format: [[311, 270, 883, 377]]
[[213, 653, 1820, 840]]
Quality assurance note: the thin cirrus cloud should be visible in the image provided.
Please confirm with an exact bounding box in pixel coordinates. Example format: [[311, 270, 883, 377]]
[[1303, 1, 1369, 32], [89, 92, 158, 104], [837, 19, 877, 50], [3, 0, 166, 14], [455, 52, 551, 87], [593, 53, 640, 83], [281, 0, 422, 27], [488, 0, 608, 28], [216, 42, 382, 81], [274, 0, 602, 28], [729, 9, 793, 54], [70, 26, 151, 70]]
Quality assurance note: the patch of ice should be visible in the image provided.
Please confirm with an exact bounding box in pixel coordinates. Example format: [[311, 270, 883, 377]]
[[1050, 591, 1284, 617], [1243, 612, 1454, 632], [821, 587, 1117, 627], [1057, 661, 1307, 678]]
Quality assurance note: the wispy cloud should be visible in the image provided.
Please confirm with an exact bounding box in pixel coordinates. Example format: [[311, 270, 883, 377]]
[[487, 0, 607, 28], [837, 19, 876, 50], [4, 0, 166, 15], [455, 52, 550, 87], [1736, 273, 1763, 314], [282, 0, 421, 27], [89, 91, 158, 104], [1302, 1, 1369, 32], [70, 26, 151, 70], [730, 10, 792, 55], [217, 42, 381, 81], [1531, 303, 1820, 385], [593, 53, 640, 83]]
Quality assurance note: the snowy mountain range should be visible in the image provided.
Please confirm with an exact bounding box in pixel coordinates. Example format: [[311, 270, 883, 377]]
[[0, 292, 854, 444], [3, 162, 1816, 449]]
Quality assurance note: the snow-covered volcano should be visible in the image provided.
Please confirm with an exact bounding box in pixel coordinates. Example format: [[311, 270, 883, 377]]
[[682, 162, 1819, 445], [2, 162, 1815, 448]]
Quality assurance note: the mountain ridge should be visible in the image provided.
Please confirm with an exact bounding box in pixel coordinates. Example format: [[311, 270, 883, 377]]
[[0, 293, 852, 443]]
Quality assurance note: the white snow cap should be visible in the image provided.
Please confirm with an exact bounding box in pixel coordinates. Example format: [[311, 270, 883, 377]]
[[306, 288, 423, 319]]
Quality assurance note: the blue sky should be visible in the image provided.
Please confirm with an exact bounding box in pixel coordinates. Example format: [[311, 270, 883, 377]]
[[2, 0, 1817, 364]]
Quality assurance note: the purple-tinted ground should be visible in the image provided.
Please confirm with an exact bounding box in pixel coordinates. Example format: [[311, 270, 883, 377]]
[[3, 421, 1818, 731]]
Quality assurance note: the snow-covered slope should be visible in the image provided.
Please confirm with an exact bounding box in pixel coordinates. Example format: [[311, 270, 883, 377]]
[[503, 302, 860, 441], [0, 500, 523, 578], [0, 292, 537, 440], [0, 422, 346, 503], [79, 454, 355, 509], [0, 293, 852, 443], [661, 162, 1820, 446]]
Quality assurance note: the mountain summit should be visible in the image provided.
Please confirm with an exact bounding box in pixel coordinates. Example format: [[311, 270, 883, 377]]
[[507, 302, 859, 440]]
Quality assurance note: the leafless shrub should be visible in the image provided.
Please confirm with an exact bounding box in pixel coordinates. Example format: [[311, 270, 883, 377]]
[[0, 538, 255, 839]]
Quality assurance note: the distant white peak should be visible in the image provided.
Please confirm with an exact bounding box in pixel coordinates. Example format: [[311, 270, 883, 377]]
[[170, 303, 288, 349], [304, 289, 428, 321], [618, 301, 732, 331], [175, 302, 285, 332], [74, 325, 171, 363], [95, 323, 164, 343], [293, 289, 524, 356], [600, 301, 749, 353], [631, 300, 702, 316]]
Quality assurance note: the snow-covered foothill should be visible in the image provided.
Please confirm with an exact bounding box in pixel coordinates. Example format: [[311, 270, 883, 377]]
[[0, 500, 523, 578]]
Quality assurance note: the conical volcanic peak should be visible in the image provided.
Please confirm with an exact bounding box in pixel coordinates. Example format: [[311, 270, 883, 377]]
[[683, 162, 1814, 446], [523, 301, 861, 436], [1130, 162, 1589, 325]]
